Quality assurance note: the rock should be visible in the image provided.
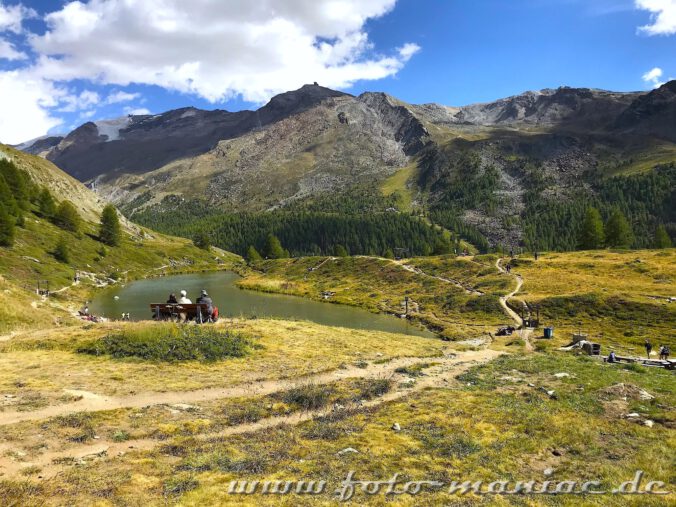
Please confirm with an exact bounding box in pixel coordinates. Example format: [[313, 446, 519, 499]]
[[528, 383, 535, 387], [553, 373, 570, 378], [644, 420, 654, 428], [337, 447, 359, 456], [543, 468, 554, 477], [546, 390, 557, 399], [552, 449, 562, 457], [625, 413, 640, 418], [333, 404, 346, 412], [171, 403, 200, 411], [392, 423, 401, 432]]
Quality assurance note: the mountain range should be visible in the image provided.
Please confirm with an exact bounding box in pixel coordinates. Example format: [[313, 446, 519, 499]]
[[17, 80, 676, 250]]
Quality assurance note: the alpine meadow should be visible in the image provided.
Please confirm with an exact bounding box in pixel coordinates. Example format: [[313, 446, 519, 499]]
[[0, 1, 674, 505]]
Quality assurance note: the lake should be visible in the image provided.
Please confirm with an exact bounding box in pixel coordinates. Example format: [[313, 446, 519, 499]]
[[89, 271, 435, 338]]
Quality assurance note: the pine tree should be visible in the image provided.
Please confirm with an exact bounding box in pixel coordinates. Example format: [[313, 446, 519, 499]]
[[193, 231, 211, 250], [53, 235, 70, 263], [246, 245, 263, 263], [578, 207, 605, 250], [0, 173, 17, 216], [99, 204, 122, 246], [0, 204, 15, 247], [654, 224, 672, 248], [37, 189, 56, 218], [383, 248, 395, 259], [263, 234, 287, 259], [605, 209, 634, 248], [53, 200, 81, 233], [334, 244, 349, 257]]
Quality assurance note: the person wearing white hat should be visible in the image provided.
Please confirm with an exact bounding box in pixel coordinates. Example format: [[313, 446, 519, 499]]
[[178, 290, 192, 304]]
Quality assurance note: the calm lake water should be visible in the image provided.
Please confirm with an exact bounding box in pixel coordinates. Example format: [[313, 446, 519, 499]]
[[90, 271, 435, 338]]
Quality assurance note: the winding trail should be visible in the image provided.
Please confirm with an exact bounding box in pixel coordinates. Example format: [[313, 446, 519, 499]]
[[0, 348, 502, 479], [0, 350, 497, 427], [496, 258, 533, 351]]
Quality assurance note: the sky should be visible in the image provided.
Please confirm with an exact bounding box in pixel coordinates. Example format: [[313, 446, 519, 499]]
[[0, 0, 674, 144]]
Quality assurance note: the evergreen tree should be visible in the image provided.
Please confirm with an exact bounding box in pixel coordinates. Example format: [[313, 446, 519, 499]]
[[53, 200, 81, 233], [263, 234, 287, 259], [654, 224, 672, 248], [37, 189, 57, 218], [0, 173, 18, 216], [53, 235, 70, 263], [334, 244, 349, 257], [0, 204, 15, 247], [383, 248, 395, 259], [246, 245, 263, 263], [605, 208, 634, 248], [99, 204, 122, 246], [193, 231, 211, 250], [578, 207, 605, 250]]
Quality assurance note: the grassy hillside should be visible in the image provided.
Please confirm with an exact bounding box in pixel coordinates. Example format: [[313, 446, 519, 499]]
[[0, 149, 241, 334], [510, 250, 676, 354], [238, 255, 511, 341]]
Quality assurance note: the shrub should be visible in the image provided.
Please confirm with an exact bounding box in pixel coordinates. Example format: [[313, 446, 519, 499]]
[[275, 383, 335, 411], [354, 378, 393, 400], [77, 324, 252, 362]]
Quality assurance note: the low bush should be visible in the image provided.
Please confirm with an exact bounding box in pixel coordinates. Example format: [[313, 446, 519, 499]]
[[275, 383, 335, 411], [77, 324, 252, 362]]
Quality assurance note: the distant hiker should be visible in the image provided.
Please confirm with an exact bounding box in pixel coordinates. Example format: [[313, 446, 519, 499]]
[[659, 345, 670, 361], [178, 290, 192, 304], [607, 351, 617, 363], [645, 339, 652, 359], [510, 248, 514, 258], [196, 289, 217, 322], [534, 251, 539, 261], [167, 293, 178, 304], [78, 304, 89, 316]]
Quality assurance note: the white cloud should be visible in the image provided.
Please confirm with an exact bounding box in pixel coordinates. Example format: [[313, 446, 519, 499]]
[[0, 38, 26, 60], [0, 70, 63, 144], [29, 0, 418, 103], [57, 89, 100, 112], [124, 107, 151, 115], [106, 90, 141, 104], [0, 2, 36, 33], [636, 0, 676, 35], [642, 66, 665, 87]]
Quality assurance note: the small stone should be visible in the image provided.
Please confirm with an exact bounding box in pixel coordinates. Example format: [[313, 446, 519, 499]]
[[93, 436, 100, 440], [552, 449, 562, 457], [547, 390, 557, 399], [626, 413, 640, 418], [528, 383, 535, 387], [392, 423, 401, 432], [337, 447, 359, 456], [644, 420, 654, 428], [553, 373, 570, 378], [544, 468, 554, 477]]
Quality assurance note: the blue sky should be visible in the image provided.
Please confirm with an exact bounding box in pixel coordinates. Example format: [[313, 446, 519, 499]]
[[0, 0, 674, 143]]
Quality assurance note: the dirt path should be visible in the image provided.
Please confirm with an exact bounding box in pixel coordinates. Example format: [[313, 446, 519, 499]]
[[0, 350, 497, 427], [496, 258, 533, 351], [394, 260, 484, 296], [0, 348, 502, 479]]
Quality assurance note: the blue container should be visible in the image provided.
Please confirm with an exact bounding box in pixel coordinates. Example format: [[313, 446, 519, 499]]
[[544, 327, 553, 339]]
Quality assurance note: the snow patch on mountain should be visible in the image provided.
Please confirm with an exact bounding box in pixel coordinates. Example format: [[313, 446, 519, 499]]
[[95, 116, 132, 142]]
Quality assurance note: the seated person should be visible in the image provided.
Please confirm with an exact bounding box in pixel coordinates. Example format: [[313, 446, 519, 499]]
[[196, 289, 217, 322], [178, 290, 192, 304], [607, 351, 617, 363], [167, 293, 178, 304]]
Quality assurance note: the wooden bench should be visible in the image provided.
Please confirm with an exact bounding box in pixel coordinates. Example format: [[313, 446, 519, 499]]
[[150, 303, 207, 323]]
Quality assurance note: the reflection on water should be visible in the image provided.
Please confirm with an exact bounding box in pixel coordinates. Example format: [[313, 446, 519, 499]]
[[90, 271, 435, 338]]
